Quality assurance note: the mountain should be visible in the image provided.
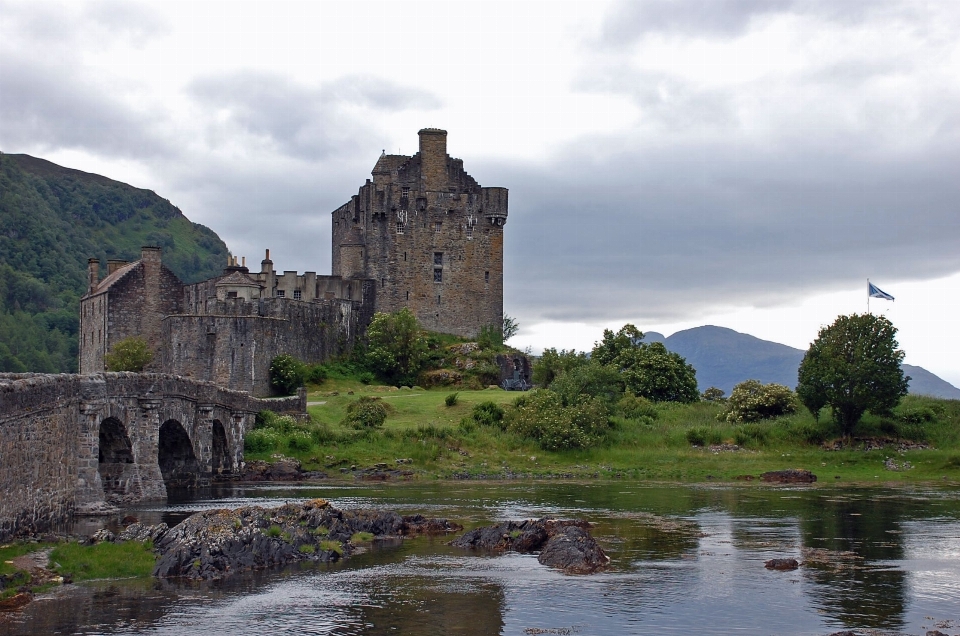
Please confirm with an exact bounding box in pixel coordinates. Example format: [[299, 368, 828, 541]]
[[645, 325, 960, 400], [0, 153, 229, 373]]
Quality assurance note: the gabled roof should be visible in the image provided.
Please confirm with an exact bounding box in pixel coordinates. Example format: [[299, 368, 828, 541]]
[[372, 153, 412, 174], [215, 270, 261, 288], [86, 260, 140, 297]]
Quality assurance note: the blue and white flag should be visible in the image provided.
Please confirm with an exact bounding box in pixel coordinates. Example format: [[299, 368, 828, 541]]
[[868, 282, 894, 301]]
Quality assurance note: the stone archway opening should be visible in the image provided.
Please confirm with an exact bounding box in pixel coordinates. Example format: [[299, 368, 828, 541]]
[[98, 417, 135, 497], [158, 419, 200, 488], [211, 420, 232, 477]]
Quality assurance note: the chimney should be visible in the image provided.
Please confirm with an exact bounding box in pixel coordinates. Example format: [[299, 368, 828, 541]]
[[141, 246, 161, 264], [87, 258, 99, 293], [106, 259, 128, 275], [418, 128, 448, 192]]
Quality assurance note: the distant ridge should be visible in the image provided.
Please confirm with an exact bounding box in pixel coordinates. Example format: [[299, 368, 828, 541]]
[[645, 325, 960, 400]]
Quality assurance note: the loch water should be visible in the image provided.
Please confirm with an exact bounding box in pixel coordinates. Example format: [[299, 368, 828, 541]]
[[3, 481, 960, 635]]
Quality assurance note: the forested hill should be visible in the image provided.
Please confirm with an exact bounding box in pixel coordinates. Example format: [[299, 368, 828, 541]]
[[0, 153, 230, 373]]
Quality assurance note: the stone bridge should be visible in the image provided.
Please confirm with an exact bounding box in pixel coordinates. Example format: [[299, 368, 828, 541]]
[[0, 372, 305, 540]]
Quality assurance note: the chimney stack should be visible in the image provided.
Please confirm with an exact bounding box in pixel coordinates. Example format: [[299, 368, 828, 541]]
[[418, 128, 448, 192], [87, 258, 99, 293]]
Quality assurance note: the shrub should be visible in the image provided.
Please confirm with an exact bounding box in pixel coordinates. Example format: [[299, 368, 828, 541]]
[[358, 371, 375, 385], [617, 392, 658, 420], [103, 336, 153, 372], [720, 380, 798, 423], [445, 392, 460, 407], [244, 428, 281, 453], [288, 430, 314, 452], [255, 410, 297, 433], [476, 323, 504, 350], [342, 396, 388, 430], [701, 387, 726, 402], [685, 426, 721, 447], [789, 422, 827, 446], [270, 354, 306, 395], [472, 401, 506, 429], [733, 423, 769, 447], [305, 364, 328, 385], [266, 525, 283, 538], [506, 389, 609, 451]]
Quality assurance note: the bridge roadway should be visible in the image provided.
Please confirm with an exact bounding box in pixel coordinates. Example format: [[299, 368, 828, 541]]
[[0, 372, 305, 540]]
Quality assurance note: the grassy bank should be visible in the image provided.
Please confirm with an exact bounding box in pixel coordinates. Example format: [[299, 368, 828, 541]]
[[243, 382, 960, 483]]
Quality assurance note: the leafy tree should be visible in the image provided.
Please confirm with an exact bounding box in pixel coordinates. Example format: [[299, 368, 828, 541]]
[[532, 348, 589, 387], [364, 308, 427, 385], [103, 337, 153, 371], [797, 313, 910, 437], [549, 361, 622, 406], [269, 354, 306, 395], [592, 324, 644, 366], [503, 313, 519, 342], [701, 387, 726, 402], [719, 380, 798, 423], [591, 327, 699, 403]]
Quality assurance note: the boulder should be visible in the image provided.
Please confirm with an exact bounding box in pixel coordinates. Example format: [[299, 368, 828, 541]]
[[451, 518, 608, 574], [760, 469, 817, 483], [116, 522, 169, 544], [764, 558, 800, 570]]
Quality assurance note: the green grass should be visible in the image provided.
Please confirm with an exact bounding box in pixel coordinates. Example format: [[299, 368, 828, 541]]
[[246, 384, 960, 483], [350, 532, 375, 543], [319, 540, 343, 555], [49, 540, 156, 582]]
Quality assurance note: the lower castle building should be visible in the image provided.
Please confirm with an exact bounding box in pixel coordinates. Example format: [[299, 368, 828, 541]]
[[79, 129, 508, 395]]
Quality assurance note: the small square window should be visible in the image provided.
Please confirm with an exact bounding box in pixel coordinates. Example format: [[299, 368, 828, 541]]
[[276, 290, 285, 298], [434, 221, 442, 233], [434, 268, 443, 283], [293, 290, 302, 300], [396, 221, 405, 235]]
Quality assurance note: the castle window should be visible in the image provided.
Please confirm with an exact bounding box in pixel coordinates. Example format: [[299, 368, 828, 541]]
[[381, 278, 385, 288], [485, 271, 489, 283], [277, 290, 285, 298], [434, 252, 443, 265], [466, 225, 473, 239], [438, 294, 441, 305], [434, 221, 442, 233], [396, 221, 405, 234], [227, 291, 238, 299], [294, 290, 302, 300], [406, 291, 410, 300], [401, 187, 410, 198], [403, 252, 407, 261], [434, 268, 443, 283]]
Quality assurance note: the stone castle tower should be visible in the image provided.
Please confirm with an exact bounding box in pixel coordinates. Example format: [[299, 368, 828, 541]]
[[331, 129, 508, 338]]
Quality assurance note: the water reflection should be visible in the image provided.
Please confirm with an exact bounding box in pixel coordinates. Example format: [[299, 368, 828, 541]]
[[3, 482, 960, 635]]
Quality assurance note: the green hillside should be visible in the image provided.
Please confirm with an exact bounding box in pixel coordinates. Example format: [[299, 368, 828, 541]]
[[0, 153, 229, 373]]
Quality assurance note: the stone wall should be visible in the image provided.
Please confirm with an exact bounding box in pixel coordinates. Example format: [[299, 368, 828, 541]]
[[0, 372, 304, 541]]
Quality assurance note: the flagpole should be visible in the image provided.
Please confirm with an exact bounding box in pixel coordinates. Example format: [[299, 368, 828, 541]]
[[867, 279, 870, 314]]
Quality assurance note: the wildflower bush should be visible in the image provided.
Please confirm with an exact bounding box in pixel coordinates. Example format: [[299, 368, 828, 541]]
[[719, 380, 798, 423], [269, 354, 306, 395], [506, 389, 609, 451], [342, 396, 389, 430]]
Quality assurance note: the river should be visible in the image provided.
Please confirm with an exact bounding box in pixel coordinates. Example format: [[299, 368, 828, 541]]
[[2, 481, 960, 635]]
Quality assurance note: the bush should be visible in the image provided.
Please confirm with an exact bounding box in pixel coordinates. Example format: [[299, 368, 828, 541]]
[[288, 430, 314, 452], [305, 364, 328, 385], [103, 337, 153, 372], [720, 380, 798, 423], [701, 387, 726, 402], [617, 392, 658, 420], [506, 389, 609, 451], [445, 392, 459, 407], [270, 354, 306, 396], [255, 411, 297, 433], [789, 422, 827, 446], [471, 401, 506, 429], [358, 371, 375, 385], [685, 426, 722, 447], [342, 396, 388, 430], [733, 423, 769, 447], [245, 428, 282, 453], [476, 323, 504, 350]]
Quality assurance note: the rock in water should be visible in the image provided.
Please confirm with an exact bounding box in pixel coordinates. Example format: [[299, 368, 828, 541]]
[[537, 525, 610, 574], [760, 469, 817, 483], [152, 499, 461, 580], [764, 558, 800, 571], [451, 518, 608, 574]]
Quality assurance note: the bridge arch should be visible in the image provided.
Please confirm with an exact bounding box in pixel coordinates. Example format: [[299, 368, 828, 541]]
[[98, 417, 136, 498], [158, 419, 201, 488], [211, 419, 233, 476]]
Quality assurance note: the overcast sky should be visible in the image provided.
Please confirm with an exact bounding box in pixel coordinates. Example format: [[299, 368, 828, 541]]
[[2, 0, 960, 385]]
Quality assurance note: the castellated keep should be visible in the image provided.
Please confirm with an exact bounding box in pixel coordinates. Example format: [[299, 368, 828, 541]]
[[79, 129, 507, 396], [333, 128, 507, 336]]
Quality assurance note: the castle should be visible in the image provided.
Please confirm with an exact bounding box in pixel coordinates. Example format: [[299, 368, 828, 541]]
[[79, 129, 508, 395]]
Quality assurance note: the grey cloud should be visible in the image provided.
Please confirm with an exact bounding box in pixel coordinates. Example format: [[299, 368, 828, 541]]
[[187, 72, 440, 160], [598, 0, 908, 44], [481, 132, 960, 325], [0, 0, 168, 47], [0, 52, 173, 158]]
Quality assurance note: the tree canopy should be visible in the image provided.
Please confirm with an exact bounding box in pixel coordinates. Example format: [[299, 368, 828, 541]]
[[364, 308, 428, 386], [797, 313, 909, 436]]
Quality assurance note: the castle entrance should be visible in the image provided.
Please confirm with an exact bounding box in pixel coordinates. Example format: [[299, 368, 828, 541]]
[[158, 419, 201, 488]]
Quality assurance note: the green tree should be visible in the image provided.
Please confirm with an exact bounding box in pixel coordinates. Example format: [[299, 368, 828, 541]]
[[532, 348, 589, 387], [103, 337, 153, 371], [797, 313, 910, 437], [269, 354, 306, 395], [364, 308, 427, 385], [591, 325, 699, 403], [503, 313, 519, 342]]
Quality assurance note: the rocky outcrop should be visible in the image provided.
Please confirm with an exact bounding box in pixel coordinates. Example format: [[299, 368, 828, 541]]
[[152, 499, 461, 580], [451, 518, 609, 574], [760, 469, 817, 483]]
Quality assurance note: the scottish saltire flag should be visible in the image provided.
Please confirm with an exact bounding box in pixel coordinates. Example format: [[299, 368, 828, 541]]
[[868, 282, 895, 301]]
